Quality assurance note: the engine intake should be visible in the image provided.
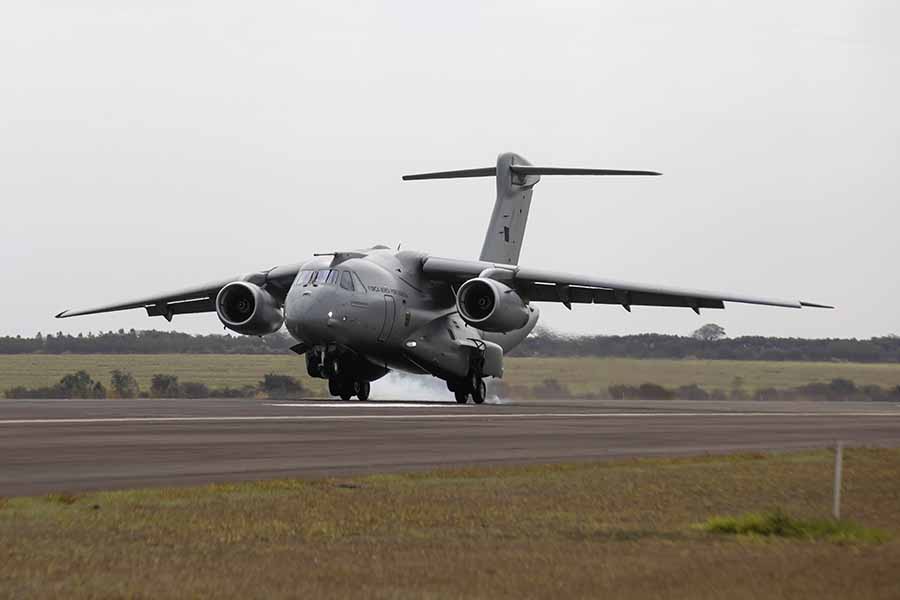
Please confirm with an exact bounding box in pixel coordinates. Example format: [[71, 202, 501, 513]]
[[456, 278, 529, 333], [215, 281, 284, 336]]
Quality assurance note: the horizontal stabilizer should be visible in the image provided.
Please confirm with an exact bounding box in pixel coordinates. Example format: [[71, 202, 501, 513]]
[[510, 166, 661, 177], [402, 164, 660, 181], [402, 167, 496, 181]]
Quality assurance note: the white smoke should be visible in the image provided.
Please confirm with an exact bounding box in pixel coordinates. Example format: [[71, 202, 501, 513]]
[[370, 372, 508, 404]]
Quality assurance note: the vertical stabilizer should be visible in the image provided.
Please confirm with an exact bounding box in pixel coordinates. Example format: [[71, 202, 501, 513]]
[[479, 152, 539, 265]]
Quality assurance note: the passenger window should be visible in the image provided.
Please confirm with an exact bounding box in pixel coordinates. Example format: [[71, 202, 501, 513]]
[[327, 270, 340, 285], [340, 271, 354, 291]]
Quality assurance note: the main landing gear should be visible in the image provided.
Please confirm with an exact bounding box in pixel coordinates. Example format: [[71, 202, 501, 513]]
[[451, 371, 487, 405], [329, 377, 371, 401]]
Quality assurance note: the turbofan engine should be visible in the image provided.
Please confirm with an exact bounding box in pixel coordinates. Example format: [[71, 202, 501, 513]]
[[215, 281, 284, 336], [456, 277, 529, 332]]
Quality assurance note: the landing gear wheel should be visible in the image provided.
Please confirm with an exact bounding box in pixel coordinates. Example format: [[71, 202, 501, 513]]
[[455, 391, 469, 404], [328, 378, 339, 397], [471, 378, 486, 404], [339, 384, 354, 401], [355, 381, 370, 401]]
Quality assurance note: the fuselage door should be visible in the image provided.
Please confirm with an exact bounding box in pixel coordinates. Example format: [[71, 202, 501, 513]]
[[378, 295, 396, 342]]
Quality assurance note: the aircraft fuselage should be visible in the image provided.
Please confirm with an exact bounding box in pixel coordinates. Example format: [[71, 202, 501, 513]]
[[284, 247, 538, 387]]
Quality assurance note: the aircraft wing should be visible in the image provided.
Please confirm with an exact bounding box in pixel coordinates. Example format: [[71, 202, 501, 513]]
[[421, 256, 832, 312], [55, 263, 302, 321]]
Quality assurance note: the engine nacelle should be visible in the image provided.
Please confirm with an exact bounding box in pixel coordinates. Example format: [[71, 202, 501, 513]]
[[456, 277, 529, 333], [215, 281, 284, 336]]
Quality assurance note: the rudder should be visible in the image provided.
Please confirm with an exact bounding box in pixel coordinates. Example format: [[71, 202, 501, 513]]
[[480, 152, 539, 265]]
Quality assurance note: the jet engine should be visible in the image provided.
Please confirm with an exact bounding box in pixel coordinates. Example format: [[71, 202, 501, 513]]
[[215, 281, 284, 336], [456, 277, 529, 332]]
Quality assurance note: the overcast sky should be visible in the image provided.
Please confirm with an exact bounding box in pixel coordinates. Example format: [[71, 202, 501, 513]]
[[2, 1, 898, 339]]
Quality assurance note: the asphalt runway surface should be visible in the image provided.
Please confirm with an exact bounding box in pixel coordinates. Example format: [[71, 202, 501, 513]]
[[2, 397, 900, 496]]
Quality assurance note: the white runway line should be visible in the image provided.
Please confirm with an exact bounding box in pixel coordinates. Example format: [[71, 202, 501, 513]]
[[267, 402, 457, 408], [0, 412, 899, 425]]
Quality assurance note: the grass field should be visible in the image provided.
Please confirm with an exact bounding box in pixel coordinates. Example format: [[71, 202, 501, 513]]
[[2, 354, 900, 397], [1, 449, 898, 598]]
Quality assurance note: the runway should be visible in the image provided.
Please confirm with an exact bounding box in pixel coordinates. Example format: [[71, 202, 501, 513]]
[[2, 397, 900, 496]]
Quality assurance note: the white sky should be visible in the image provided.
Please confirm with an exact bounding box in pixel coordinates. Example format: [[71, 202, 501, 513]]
[[2, 1, 898, 339]]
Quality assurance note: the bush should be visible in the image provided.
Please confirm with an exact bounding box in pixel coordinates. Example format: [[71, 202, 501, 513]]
[[608, 383, 673, 400], [702, 510, 889, 543], [150, 374, 180, 398], [675, 384, 709, 400], [4, 371, 106, 399], [57, 370, 106, 399], [259, 374, 306, 399], [180, 382, 210, 399], [110, 369, 139, 398], [753, 387, 781, 401], [638, 383, 672, 400], [215, 386, 258, 398]]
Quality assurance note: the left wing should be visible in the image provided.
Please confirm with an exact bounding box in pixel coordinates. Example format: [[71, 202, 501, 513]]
[[56, 263, 302, 321], [422, 256, 832, 313]]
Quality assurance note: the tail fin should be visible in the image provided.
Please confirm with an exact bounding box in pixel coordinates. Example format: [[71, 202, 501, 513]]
[[402, 152, 660, 265]]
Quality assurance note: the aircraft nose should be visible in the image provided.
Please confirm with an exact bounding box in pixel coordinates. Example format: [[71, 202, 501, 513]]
[[286, 287, 338, 344]]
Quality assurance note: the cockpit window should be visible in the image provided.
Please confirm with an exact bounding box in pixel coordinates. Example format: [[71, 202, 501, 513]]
[[295, 270, 313, 286], [353, 272, 367, 293], [340, 271, 354, 291], [314, 269, 330, 284], [326, 270, 340, 285]]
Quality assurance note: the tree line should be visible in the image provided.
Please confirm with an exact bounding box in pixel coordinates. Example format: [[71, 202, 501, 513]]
[[0, 329, 295, 355], [511, 330, 900, 363], [1, 328, 900, 362]]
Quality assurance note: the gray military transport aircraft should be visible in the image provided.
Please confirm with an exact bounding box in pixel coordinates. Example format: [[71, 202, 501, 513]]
[[57, 153, 831, 404]]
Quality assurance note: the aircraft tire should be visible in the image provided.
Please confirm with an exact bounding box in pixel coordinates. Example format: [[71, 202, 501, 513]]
[[328, 378, 339, 397], [471, 379, 486, 404], [339, 386, 354, 401], [356, 381, 370, 401], [454, 391, 469, 404]]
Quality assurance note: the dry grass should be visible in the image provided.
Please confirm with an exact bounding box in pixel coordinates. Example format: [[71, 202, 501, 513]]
[[1, 448, 899, 598], [4, 354, 900, 398]]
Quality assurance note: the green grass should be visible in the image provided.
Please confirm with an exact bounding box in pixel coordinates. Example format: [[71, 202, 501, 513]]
[[2, 449, 900, 598], [702, 510, 889, 543], [3, 354, 900, 397]]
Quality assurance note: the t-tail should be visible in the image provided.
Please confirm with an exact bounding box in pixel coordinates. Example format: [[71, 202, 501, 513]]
[[402, 152, 660, 265]]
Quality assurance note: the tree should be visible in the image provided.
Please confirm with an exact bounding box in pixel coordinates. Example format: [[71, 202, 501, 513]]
[[692, 323, 726, 341]]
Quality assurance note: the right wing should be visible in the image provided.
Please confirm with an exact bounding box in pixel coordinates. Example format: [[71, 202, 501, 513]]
[[56, 263, 302, 321]]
